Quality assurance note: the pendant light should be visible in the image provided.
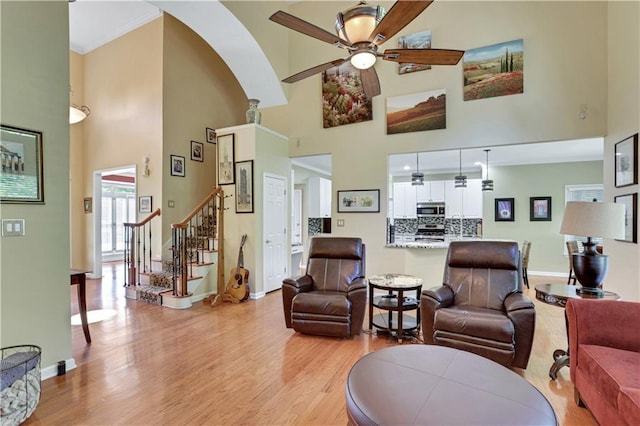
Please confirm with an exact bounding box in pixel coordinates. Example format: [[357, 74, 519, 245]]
[[454, 149, 467, 188], [411, 152, 424, 186], [482, 149, 494, 191]]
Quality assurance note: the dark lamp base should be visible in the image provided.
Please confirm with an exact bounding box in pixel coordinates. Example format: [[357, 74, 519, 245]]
[[576, 286, 604, 297]]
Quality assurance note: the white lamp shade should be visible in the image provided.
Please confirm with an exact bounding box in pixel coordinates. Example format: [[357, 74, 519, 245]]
[[350, 51, 376, 69], [560, 201, 625, 240]]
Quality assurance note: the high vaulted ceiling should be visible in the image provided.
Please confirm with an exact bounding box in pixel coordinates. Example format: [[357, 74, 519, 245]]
[[69, 0, 286, 107]]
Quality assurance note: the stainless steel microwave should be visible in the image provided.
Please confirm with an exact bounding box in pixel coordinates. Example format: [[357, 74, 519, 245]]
[[417, 202, 445, 217]]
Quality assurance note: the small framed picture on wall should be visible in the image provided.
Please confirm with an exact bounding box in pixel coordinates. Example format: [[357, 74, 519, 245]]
[[530, 196, 552, 221], [495, 198, 515, 221]]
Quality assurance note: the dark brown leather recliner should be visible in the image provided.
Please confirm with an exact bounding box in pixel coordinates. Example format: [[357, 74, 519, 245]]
[[282, 237, 366, 338], [421, 241, 536, 369]]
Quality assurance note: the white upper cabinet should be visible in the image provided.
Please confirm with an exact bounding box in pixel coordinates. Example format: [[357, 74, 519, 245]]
[[393, 182, 417, 218], [308, 177, 332, 218], [416, 181, 445, 202], [463, 179, 483, 218]]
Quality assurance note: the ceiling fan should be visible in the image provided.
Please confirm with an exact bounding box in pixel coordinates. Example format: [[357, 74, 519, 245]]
[[269, 0, 464, 99]]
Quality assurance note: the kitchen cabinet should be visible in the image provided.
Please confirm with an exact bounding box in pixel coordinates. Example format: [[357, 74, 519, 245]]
[[463, 179, 483, 217], [393, 182, 417, 219], [444, 181, 463, 218], [308, 177, 331, 218], [445, 179, 483, 218], [416, 181, 445, 202]]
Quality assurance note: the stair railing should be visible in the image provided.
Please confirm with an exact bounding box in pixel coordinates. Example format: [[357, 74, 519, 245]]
[[171, 187, 225, 298], [123, 208, 161, 287]]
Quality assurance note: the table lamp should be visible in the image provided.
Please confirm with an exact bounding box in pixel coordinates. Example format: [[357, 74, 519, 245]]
[[559, 201, 625, 295]]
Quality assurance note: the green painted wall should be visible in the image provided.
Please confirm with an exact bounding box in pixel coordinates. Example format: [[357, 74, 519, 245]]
[[0, 1, 71, 367], [483, 161, 603, 273]]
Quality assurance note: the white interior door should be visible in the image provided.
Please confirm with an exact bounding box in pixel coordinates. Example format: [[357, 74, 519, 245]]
[[263, 174, 287, 293]]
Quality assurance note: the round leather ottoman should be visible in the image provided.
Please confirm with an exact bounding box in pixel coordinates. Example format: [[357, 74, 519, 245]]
[[345, 345, 557, 425]]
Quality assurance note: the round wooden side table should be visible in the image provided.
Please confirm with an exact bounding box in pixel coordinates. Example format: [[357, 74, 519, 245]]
[[534, 283, 620, 379], [368, 274, 423, 342]]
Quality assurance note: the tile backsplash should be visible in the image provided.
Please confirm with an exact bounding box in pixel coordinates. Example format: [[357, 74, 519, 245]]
[[393, 217, 483, 236]]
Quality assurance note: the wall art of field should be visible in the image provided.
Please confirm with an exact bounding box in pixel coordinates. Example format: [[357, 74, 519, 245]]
[[463, 39, 524, 101], [322, 62, 372, 129], [386, 90, 446, 134]]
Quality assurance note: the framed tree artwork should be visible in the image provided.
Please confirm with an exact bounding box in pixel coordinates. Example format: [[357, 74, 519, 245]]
[[217, 133, 235, 185], [235, 160, 253, 213]]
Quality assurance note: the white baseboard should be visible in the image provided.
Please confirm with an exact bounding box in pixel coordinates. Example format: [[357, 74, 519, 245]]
[[190, 291, 215, 303], [41, 357, 76, 380], [251, 291, 265, 299]]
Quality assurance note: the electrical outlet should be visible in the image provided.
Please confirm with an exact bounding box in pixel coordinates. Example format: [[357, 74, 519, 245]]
[[2, 219, 25, 237]]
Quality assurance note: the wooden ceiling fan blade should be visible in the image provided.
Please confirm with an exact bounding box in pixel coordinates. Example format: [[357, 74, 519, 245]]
[[383, 48, 465, 65], [360, 67, 381, 99], [270, 11, 350, 47], [368, 0, 434, 45], [282, 59, 348, 83]]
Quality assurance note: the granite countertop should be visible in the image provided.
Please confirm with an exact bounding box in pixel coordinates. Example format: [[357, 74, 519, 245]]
[[386, 236, 483, 249]]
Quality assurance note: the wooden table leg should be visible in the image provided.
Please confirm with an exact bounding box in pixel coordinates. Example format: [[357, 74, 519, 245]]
[[75, 273, 91, 344]]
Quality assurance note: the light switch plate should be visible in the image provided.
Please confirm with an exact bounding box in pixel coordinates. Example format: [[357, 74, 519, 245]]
[[2, 219, 25, 237], [168, 200, 175, 208], [337, 219, 345, 227]]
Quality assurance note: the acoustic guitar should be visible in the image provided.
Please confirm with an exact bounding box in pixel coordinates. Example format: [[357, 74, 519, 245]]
[[224, 234, 250, 302]]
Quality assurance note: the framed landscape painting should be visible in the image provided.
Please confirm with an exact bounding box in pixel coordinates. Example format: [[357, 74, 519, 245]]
[[322, 61, 372, 128], [397, 30, 432, 75], [386, 89, 446, 134], [463, 39, 524, 101]]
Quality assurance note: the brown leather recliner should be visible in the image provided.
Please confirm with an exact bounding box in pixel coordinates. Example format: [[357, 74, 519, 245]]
[[282, 237, 366, 338], [421, 241, 536, 369]]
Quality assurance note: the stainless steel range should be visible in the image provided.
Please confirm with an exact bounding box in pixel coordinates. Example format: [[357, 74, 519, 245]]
[[415, 224, 445, 241]]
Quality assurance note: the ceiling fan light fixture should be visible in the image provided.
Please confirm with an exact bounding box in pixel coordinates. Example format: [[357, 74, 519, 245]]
[[336, 2, 385, 44], [350, 50, 377, 69]]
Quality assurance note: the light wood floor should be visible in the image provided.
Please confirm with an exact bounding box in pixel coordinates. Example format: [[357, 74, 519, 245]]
[[26, 263, 597, 425]]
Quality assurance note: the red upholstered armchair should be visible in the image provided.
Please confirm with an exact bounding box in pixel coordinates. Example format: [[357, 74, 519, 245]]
[[282, 237, 366, 338], [566, 299, 640, 426]]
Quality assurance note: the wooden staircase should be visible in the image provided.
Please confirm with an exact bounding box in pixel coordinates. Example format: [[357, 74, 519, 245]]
[[123, 187, 225, 309]]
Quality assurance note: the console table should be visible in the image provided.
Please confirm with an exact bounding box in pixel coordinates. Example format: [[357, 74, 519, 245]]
[[70, 269, 91, 344], [535, 283, 619, 379]]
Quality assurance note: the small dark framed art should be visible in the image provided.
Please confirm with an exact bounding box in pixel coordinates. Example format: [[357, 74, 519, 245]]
[[191, 140, 203, 162], [614, 193, 637, 243], [530, 196, 551, 221], [615, 133, 638, 187], [170, 155, 185, 177], [206, 127, 216, 144], [495, 198, 515, 221], [235, 160, 254, 213]]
